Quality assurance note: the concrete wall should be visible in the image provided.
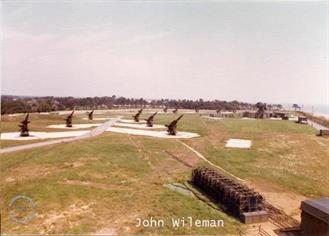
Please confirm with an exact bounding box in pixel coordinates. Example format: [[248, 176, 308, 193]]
[[301, 211, 329, 236]]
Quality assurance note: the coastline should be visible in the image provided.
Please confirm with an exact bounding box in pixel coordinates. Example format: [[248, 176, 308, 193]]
[[312, 112, 329, 121], [298, 111, 329, 129], [298, 104, 329, 120]]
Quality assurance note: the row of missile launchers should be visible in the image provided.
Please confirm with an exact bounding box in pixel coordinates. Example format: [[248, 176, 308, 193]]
[[132, 108, 183, 135], [18, 109, 184, 137]]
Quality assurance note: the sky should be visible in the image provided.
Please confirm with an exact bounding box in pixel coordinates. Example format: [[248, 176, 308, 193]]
[[1, 0, 328, 106]]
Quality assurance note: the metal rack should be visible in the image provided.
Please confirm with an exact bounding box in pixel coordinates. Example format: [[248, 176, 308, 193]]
[[192, 167, 265, 218]]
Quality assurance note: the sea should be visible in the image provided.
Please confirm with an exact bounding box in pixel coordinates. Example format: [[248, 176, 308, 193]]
[[298, 104, 329, 119]]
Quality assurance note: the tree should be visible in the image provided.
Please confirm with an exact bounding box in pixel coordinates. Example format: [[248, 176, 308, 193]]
[[292, 104, 301, 111]]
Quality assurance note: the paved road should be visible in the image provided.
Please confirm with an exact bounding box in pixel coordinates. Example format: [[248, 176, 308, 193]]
[[308, 120, 329, 130], [0, 118, 118, 154]]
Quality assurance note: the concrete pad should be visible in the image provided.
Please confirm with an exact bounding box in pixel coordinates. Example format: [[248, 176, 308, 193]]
[[106, 127, 199, 139], [8, 114, 23, 117], [47, 124, 102, 129], [180, 111, 195, 114], [203, 116, 222, 120], [289, 117, 298, 121], [114, 123, 165, 129], [269, 117, 282, 120], [117, 119, 146, 124], [57, 110, 108, 115], [225, 139, 252, 148], [82, 117, 112, 121], [1, 131, 89, 140]]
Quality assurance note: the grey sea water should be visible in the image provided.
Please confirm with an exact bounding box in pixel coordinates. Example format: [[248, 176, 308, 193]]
[[301, 104, 329, 116], [283, 103, 329, 117]]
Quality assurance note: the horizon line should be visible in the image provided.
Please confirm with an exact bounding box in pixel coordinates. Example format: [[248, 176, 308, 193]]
[[2, 94, 328, 107]]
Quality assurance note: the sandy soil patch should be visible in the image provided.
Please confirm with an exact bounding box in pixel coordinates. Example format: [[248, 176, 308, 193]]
[[94, 211, 141, 235], [106, 127, 199, 139], [63, 157, 100, 169], [249, 180, 307, 221], [47, 124, 101, 129], [1, 131, 89, 140], [225, 139, 252, 148], [114, 123, 165, 129], [39, 202, 96, 234], [5, 166, 56, 182]]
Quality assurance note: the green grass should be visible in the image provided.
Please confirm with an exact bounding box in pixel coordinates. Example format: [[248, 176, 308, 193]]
[[1, 111, 328, 234], [0, 113, 117, 148], [0, 113, 111, 133], [0, 130, 242, 234], [1, 139, 53, 148], [184, 117, 329, 197]]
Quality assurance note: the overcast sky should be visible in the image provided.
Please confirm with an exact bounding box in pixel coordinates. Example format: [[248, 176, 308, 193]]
[[1, 1, 328, 105]]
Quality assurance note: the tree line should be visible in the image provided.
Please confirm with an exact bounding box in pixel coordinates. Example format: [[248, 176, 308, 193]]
[[1, 95, 282, 114]]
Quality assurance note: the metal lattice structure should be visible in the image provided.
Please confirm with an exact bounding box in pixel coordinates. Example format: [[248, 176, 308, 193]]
[[192, 167, 265, 218]]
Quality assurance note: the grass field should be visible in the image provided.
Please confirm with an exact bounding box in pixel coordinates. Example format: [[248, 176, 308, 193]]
[[1, 110, 328, 234], [1, 113, 113, 148], [1, 113, 107, 133]]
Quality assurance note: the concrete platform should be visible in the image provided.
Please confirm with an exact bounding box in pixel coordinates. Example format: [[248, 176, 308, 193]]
[[1, 131, 89, 140], [240, 211, 268, 224], [117, 119, 146, 124], [47, 124, 101, 129], [225, 139, 252, 148], [114, 123, 165, 129], [203, 116, 222, 120], [106, 127, 199, 139], [82, 117, 112, 121]]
